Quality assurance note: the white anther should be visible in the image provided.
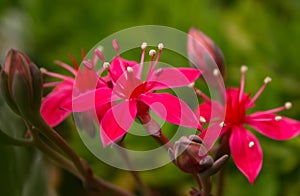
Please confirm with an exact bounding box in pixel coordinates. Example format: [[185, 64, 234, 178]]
[[264, 76, 272, 84], [275, 116, 282, 121], [213, 68, 220, 76], [141, 42, 147, 50], [158, 43, 164, 50], [248, 141, 255, 148], [199, 116, 206, 123], [126, 66, 133, 73], [103, 62, 110, 69], [187, 82, 195, 88], [40, 68, 47, 73], [149, 49, 156, 57], [97, 45, 104, 52], [241, 65, 248, 73], [219, 122, 226, 128], [285, 102, 292, 109]]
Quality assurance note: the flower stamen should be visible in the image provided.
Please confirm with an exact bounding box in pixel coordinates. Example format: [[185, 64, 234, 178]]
[[219, 121, 226, 128], [239, 65, 248, 103], [137, 42, 148, 79], [248, 141, 255, 148], [275, 116, 282, 121], [248, 76, 272, 106], [199, 116, 206, 123], [54, 60, 77, 75]]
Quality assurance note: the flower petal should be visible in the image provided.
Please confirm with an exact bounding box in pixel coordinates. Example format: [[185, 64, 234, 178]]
[[139, 92, 200, 129], [195, 100, 224, 123], [148, 68, 201, 90], [246, 113, 300, 140], [100, 100, 137, 147], [41, 86, 72, 127], [62, 87, 117, 112], [109, 57, 138, 83], [229, 126, 263, 184]]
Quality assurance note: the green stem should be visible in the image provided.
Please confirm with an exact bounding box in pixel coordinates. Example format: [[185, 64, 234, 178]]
[[216, 164, 226, 196], [138, 114, 173, 150], [29, 119, 134, 196], [193, 173, 202, 191], [34, 115, 86, 177], [118, 142, 152, 196], [0, 128, 33, 146], [200, 175, 211, 196], [31, 127, 80, 178]]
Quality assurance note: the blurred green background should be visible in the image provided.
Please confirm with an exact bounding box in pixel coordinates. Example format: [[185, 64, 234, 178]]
[[0, 0, 300, 195]]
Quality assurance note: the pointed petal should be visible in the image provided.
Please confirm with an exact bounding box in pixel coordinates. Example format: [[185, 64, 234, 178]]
[[200, 123, 229, 150], [148, 68, 201, 90], [109, 57, 138, 83], [139, 93, 200, 129], [41, 86, 72, 127], [100, 100, 137, 147], [246, 113, 300, 140], [229, 126, 263, 184], [62, 87, 118, 112]]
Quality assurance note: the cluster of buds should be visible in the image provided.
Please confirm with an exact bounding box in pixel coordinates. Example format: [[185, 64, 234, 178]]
[[0, 49, 43, 123]]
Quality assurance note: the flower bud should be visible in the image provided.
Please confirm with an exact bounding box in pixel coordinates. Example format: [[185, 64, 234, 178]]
[[169, 135, 213, 173], [0, 49, 43, 122], [187, 27, 225, 77]]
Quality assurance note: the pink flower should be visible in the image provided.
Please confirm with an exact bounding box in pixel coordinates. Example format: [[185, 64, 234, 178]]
[[40, 52, 99, 127], [70, 41, 202, 146], [195, 66, 300, 183]]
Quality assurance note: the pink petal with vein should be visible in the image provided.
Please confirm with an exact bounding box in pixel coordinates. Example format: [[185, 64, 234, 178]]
[[229, 126, 262, 184]]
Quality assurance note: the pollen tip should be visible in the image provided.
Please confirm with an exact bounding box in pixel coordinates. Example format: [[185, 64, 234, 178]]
[[96, 45, 104, 52], [187, 82, 195, 88], [240, 65, 248, 73], [141, 42, 147, 50], [285, 102, 292, 109], [213, 68, 220, 76], [199, 116, 206, 123], [126, 66, 133, 73], [275, 116, 282, 121], [264, 76, 272, 84], [103, 62, 110, 69], [248, 141, 255, 148], [158, 43, 164, 50], [149, 49, 156, 57], [219, 121, 226, 128], [40, 68, 47, 73]]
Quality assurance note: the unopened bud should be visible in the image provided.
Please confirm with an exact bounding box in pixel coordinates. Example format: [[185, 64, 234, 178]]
[[169, 135, 213, 173], [0, 49, 43, 122], [187, 27, 226, 77]]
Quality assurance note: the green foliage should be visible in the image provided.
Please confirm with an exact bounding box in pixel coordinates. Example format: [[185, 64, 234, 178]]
[[0, 0, 299, 195], [0, 88, 47, 196]]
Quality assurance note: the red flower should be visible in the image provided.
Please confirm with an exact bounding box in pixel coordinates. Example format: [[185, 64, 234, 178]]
[[196, 66, 300, 183], [69, 41, 202, 146]]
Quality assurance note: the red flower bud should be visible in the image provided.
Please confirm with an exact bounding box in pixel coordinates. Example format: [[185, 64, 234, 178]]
[[169, 135, 213, 173], [0, 49, 42, 122], [187, 27, 225, 77]]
